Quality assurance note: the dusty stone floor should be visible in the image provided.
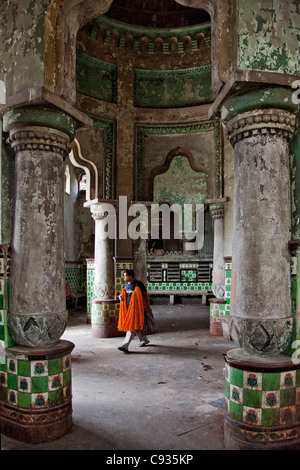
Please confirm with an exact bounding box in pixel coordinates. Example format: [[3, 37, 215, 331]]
[[1, 299, 235, 452]]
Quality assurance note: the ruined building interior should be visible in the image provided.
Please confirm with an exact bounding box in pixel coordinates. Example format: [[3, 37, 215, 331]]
[[0, 0, 300, 452]]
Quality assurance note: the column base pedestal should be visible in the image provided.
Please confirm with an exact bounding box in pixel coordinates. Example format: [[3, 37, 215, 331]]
[[224, 414, 300, 450], [224, 348, 300, 450], [91, 300, 123, 338], [0, 340, 74, 444]]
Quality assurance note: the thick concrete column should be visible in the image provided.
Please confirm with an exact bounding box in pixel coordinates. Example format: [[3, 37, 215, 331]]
[[90, 201, 120, 337], [225, 106, 296, 354], [221, 89, 299, 450], [3, 108, 76, 347], [91, 202, 116, 301], [1, 106, 76, 444]]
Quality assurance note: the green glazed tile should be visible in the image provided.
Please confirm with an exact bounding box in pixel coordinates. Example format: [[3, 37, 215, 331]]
[[229, 401, 243, 422], [48, 358, 63, 375], [262, 408, 280, 427], [31, 376, 48, 393], [63, 369, 71, 387], [280, 388, 296, 407], [262, 372, 281, 391], [225, 380, 230, 399], [230, 367, 244, 387], [48, 389, 63, 407], [243, 389, 262, 408], [18, 360, 31, 377], [7, 373, 18, 390], [18, 392, 32, 409]]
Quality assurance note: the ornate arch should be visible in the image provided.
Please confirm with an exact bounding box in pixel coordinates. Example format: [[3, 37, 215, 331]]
[[44, 0, 113, 104], [175, 0, 231, 91]]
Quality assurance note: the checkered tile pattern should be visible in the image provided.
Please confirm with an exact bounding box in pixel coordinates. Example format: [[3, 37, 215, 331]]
[[91, 301, 120, 325], [0, 354, 71, 409], [65, 263, 86, 292], [147, 281, 212, 291], [225, 363, 300, 427]]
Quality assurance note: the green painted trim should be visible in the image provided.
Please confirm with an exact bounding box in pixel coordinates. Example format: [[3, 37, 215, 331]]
[[222, 86, 298, 121], [134, 65, 214, 108], [3, 107, 76, 139], [76, 50, 118, 103]]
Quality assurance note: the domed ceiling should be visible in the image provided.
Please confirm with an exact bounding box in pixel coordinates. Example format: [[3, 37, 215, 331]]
[[104, 0, 210, 28]]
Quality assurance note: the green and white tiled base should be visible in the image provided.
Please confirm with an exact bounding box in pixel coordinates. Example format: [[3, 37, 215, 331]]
[[224, 348, 300, 450], [0, 340, 75, 443], [91, 300, 121, 338]]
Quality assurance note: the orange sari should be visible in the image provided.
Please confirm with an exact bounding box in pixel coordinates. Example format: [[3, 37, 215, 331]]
[[118, 286, 147, 332]]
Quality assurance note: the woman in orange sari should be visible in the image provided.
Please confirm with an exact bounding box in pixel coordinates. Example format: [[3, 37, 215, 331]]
[[117, 269, 151, 353]]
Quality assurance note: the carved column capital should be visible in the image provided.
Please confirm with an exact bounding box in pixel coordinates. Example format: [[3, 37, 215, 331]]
[[225, 108, 296, 147], [7, 126, 71, 158], [91, 211, 109, 222]]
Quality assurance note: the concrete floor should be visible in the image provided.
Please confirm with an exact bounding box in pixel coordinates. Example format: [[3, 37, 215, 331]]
[[1, 299, 235, 451]]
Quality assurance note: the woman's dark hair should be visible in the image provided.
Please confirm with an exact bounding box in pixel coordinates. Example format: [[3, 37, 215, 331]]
[[124, 269, 135, 278]]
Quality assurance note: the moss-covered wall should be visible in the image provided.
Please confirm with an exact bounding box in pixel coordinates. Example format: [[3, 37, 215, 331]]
[[153, 156, 207, 206], [238, 0, 300, 75]]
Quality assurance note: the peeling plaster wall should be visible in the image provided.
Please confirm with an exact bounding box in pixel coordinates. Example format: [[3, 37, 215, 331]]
[[64, 157, 78, 262], [238, 0, 300, 75], [0, 0, 48, 99]]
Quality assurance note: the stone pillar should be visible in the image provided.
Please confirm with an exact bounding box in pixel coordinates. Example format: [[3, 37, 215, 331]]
[[222, 91, 299, 449], [3, 108, 76, 347], [90, 202, 120, 337], [211, 206, 225, 300], [1, 106, 76, 443], [226, 107, 295, 353]]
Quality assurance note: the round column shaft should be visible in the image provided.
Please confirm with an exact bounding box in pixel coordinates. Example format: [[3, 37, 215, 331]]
[[226, 107, 296, 355], [90, 202, 119, 338], [211, 207, 225, 299], [4, 111, 75, 347], [91, 202, 116, 301]]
